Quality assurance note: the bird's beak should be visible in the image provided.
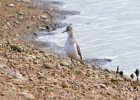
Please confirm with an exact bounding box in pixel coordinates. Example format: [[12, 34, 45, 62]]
[[62, 30, 67, 33]]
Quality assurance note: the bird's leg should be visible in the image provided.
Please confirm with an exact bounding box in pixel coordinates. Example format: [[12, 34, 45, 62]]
[[71, 59, 74, 66]]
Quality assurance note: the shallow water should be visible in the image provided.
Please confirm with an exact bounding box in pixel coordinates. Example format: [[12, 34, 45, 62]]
[[37, 0, 140, 75]]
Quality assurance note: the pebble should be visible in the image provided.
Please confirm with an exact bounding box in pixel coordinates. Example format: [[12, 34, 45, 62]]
[[15, 71, 27, 81], [105, 68, 112, 73], [16, 0, 31, 3], [123, 75, 132, 81], [6, 3, 15, 7], [22, 0, 31, 3], [92, 65, 99, 70], [43, 62, 53, 69], [99, 84, 106, 88], [128, 86, 133, 92], [19, 91, 34, 99], [117, 77, 124, 81], [40, 15, 47, 19], [47, 7, 54, 11], [17, 11, 24, 15], [80, 82, 86, 89], [60, 61, 70, 66], [10, 44, 23, 52], [39, 26, 46, 30], [61, 80, 69, 88]]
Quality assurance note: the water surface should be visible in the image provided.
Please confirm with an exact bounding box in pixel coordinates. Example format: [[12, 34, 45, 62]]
[[37, 0, 140, 75]]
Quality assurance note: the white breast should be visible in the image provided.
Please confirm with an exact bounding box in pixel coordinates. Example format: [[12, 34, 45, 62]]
[[64, 40, 80, 60]]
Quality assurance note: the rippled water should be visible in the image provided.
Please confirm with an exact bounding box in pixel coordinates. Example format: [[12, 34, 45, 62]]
[[37, 0, 140, 75]]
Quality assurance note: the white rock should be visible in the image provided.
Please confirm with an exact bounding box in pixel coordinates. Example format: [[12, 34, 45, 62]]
[[7, 3, 15, 7], [40, 15, 47, 19], [117, 77, 124, 81], [60, 61, 70, 66], [15, 71, 27, 81], [19, 91, 34, 99], [39, 27, 46, 30], [22, 0, 31, 3], [123, 75, 132, 81], [28, 55, 36, 60], [99, 84, 106, 88]]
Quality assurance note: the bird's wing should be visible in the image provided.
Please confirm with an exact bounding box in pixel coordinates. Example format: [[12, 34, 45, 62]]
[[76, 43, 82, 60]]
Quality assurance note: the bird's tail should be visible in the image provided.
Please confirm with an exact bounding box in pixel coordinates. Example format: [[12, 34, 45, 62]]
[[79, 60, 85, 65]]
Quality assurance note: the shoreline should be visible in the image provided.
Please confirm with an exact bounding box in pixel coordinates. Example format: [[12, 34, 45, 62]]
[[0, 0, 140, 100]]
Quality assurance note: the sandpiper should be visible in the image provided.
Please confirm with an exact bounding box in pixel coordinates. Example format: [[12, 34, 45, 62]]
[[62, 26, 84, 65]]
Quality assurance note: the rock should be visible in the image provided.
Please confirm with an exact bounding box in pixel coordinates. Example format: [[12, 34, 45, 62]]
[[105, 68, 112, 73], [43, 62, 53, 69], [80, 82, 86, 89], [15, 71, 27, 81], [47, 7, 54, 11], [19, 91, 34, 99], [17, 11, 24, 15], [23, 0, 31, 3], [28, 55, 36, 60], [128, 86, 133, 92], [39, 27, 46, 30], [61, 80, 69, 88], [15, 0, 22, 1], [87, 69, 93, 75], [123, 75, 132, 81], [6, 3, 15, 7], [92, 65, 99, 70], [40, 15, 47, 19], [71, 74, 76, 80], [10, 44, 23, 52], [60, 61, 70, 66], [99, 84, 106, 88], [117, 77, 124, 81], [13, 21, 19, 24]]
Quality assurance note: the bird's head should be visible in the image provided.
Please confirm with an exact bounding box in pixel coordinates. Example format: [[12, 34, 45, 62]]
[[62, 26, 73, 34]]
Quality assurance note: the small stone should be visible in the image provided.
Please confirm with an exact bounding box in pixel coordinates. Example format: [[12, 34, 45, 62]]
[[99, 84, 106, 88], [19, 16, 23, 19], [105, 68, 112, 73], [61, 80, 69, 88], [60, 61, 70, 66], [13, 21, 19, 24], [117, 77, 124, 81], [71, 74, 76, 80], [87, 64, 92, 69], [6, 3, 15, 7], [10, 44, 23, 52], [43, 63, 53, 69], [80, 82, 86, 89], [22, 0, 31, 3], [92, 65, 99, 70], [15, 71, 27, 81], [128, 86, 133, 92], [47, 7, 54, 11], [40, 15, 47, 19], [15, 0, 21, 1], [39, 27, 46, 30], [123, 75, 132, 81], [19, 91, 34, 99], [17, 11, 23, 15]]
